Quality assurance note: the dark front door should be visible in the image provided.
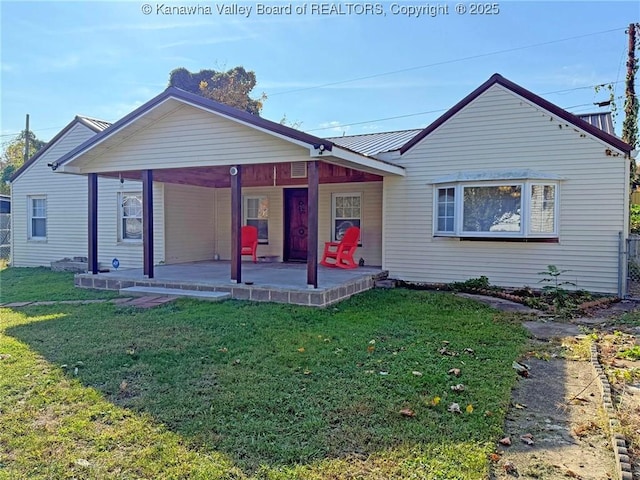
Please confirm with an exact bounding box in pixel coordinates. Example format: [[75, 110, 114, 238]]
[[284, 188, 308, 262]]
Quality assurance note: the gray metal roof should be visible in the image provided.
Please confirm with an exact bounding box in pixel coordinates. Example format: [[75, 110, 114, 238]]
[[576, 112, 615, 136], [327, 129, 423, 156], [78, 116, 111, 132]]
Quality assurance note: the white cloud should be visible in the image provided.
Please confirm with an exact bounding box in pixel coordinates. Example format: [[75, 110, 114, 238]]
[[317, 121, 351, 135]]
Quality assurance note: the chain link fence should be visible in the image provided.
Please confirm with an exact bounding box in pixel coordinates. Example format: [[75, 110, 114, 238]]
[[626, 234, 640, 298], [0, 213, 9, 260]]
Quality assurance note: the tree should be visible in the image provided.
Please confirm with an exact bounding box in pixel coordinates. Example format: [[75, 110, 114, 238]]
[[168, 66, 266, 115], [0, 130, 46, 195]]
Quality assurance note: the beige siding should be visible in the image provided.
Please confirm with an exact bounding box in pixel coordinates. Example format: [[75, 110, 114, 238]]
[[213, 182, 383, 265], [164, 183, 215, 264], [383, 84, 628, 293], [76, 104, 310, 173], [12, 122, 165, 268]]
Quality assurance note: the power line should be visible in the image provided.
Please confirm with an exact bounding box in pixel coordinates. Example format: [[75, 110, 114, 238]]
[[268, 27, 625, 97]]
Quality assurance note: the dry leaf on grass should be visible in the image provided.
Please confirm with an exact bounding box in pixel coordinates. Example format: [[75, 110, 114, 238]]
[[412, 371, 423, 376], [297, 347, 305, 353], [448, 402, 461, 413], [399, 408, 416, 417], [450, 383, 465, 392], [503, 461, 517, 475], [489, 453, 501, 462], [520, 433, 534, 445], [448, 368, 461, 377]]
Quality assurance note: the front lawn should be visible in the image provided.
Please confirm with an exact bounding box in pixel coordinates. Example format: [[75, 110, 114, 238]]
[[0, 269, 528, 479]]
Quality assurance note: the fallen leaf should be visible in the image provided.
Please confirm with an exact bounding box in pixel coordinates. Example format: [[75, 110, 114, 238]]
[[430, 396, 441, 407], [464, 348, 475, 354], [75, 459, 91, 467], [297, 347, 305, 353], [450, 383, 465, 392], [520, 433, 534, 445], [303, 369, 312, 375], [367, 345, 375, 353], [379, 371, 389, 375], [512, 361, 530, 377], [465, 404, 474, 414], [484, 410, 493, 417], [233, 359, 241, 365], [448, 368, 461, 377], [119, 380, 128, 391], [399, 408, 416, 417], [498, 437, 512, 446], [513, 403, 527, 409], [447, 402, 461, 414], [503, 461, 517, 475], [412, 371, 423, 376], [368, 339, 376, 345], [218, 347, 228, 353], [489, 453, 501, 462], [565, 469, 581, 478], [0, 354, 11, 360]]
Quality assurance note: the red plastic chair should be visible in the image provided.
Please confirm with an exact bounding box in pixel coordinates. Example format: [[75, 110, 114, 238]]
[[320, 226, 360, 269], [241, 225, 258, 263]]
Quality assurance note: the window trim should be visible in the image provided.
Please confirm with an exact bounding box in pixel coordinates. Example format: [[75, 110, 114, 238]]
[[243, 195, 269, 245], [28, 195, 47, 241], [433, 180, 559, 239], [331, 192, 363, 245], [118, 192, 143, 243]]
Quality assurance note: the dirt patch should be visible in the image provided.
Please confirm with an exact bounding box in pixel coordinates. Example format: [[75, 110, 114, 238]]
[[491, 357, 615, 479]]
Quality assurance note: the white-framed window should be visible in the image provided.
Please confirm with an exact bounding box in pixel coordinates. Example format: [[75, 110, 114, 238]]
[[331, 192, 362, 243], [28, 195, 47, 240], [244, 196, 269, 244], [119, 192, 142, 242], [434, 181, 559, 238]]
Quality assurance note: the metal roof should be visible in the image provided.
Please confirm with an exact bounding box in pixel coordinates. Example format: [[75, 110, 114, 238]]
[[327, 129, 423, 156], [78, 116, 111, 132], [576, 112, 615, 136]]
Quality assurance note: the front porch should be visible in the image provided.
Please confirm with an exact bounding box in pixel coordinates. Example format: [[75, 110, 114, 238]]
[[76, 261, 387, 307]]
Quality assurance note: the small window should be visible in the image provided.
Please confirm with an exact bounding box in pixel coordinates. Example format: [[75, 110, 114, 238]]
[[244, 196, 269, 244], [332, 193, 361, 242], [434, 182, 558, 239], [119, 193, 142, 241], [28, 196, 47, 240]]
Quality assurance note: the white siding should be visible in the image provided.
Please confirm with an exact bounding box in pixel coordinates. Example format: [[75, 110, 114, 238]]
[[11, 122, 165, 268], [383, 84, 628, 293], [75, 104, 310, 173], [214, 182, 383, 266], [164, 183, 215, 264]]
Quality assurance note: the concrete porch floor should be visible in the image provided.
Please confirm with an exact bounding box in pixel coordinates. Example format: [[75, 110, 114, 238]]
[[75, 261, 387, 307]]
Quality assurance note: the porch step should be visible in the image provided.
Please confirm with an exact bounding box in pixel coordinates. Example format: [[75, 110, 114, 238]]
[[120, 286, 230, 302]]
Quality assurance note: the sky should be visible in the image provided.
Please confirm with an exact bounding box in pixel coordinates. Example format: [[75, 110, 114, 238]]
[[1, 1, 638, 143]]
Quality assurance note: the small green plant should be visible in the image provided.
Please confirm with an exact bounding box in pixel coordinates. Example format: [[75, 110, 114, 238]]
[[538, 265, 576, 312], [449, 275, 491, 292], [631, 204, 640, 234], [617, 345, 640, 361]]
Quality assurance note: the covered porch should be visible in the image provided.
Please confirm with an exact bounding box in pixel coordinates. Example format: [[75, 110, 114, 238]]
[[75, 261, 387, 307]]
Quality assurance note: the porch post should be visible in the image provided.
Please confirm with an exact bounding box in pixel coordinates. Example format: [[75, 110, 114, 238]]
[[230, 165, 242, 283], [142, 169, 154, 279], [88, 173, 98, 274], [307, 160, 319, 288]]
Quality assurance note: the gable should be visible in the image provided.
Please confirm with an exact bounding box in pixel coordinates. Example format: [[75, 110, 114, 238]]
[[400, 74, 631, 156]]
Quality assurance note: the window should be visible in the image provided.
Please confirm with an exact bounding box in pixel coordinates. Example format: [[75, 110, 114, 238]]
[[434, 182, 558, 238], [244, 196, 269, 244], [119, 193, 142, 241], [28, 196, 46, 240], [332, 193, 361, 242]]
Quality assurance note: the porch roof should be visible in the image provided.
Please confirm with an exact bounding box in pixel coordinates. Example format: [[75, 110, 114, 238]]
[[54, 87, 405, 177]]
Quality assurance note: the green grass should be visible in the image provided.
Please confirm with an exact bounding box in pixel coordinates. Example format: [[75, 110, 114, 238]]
[[1, 267, 119, 303], [0, 268, 529, 479]]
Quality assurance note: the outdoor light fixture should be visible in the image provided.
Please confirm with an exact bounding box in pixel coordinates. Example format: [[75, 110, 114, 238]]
[[47, 161, 59, 171], [229, 166, 238, 176]]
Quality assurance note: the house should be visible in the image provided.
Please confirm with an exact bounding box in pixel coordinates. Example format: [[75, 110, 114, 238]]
[[10, 74, 634, 300]]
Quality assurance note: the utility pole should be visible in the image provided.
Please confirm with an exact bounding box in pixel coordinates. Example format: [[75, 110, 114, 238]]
[[23, 114, 30, 163]]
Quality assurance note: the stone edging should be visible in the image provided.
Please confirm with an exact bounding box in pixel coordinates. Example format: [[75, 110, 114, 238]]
[[590, 342, 634, 480]]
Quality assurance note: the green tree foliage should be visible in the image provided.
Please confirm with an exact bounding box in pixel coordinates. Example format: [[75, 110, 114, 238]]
[[0, 130, 46, 195], [168, 66, 265, 115]]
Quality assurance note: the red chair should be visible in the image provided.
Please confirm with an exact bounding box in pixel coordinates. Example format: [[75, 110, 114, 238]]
[[241, 225, 258, 263], [320, 226, 360, 269]]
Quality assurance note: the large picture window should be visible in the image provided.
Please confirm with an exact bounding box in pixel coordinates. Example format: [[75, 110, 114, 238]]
[[244, 196, 269, 244], [28, 196, 47, 240], [119, 192, 142, 241], [332, 193, 361, 242], [435, 181, 558, 238]]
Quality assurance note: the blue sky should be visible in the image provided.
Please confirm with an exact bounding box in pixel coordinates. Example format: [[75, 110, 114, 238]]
[[1, 1, 638, 143]]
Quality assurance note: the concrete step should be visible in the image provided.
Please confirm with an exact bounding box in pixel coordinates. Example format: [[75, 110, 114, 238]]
[[120, 286, 230, 302]]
